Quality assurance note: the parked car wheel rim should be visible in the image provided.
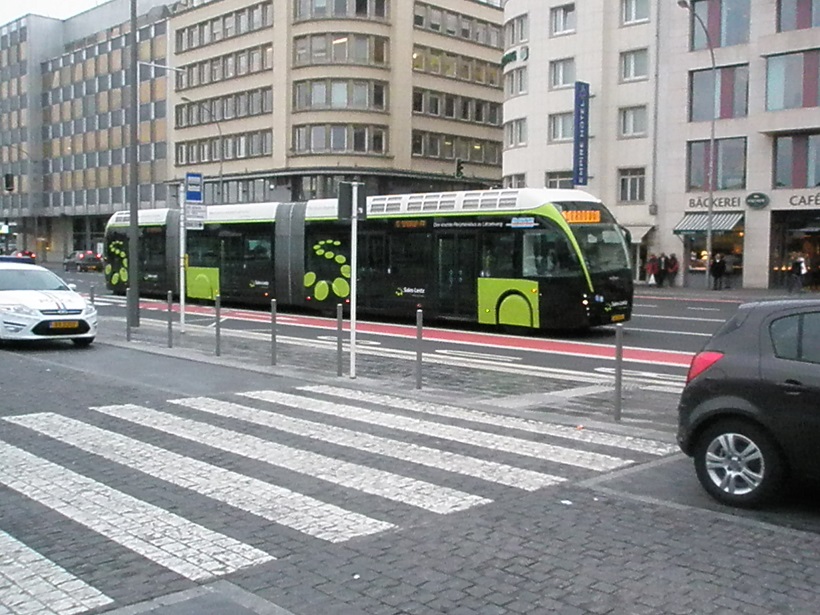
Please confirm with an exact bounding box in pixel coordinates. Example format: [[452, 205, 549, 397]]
[[704, 432, 764, 496]]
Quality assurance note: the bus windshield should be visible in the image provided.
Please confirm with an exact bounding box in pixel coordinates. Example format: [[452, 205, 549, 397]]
[[569, 224, 631, 274]]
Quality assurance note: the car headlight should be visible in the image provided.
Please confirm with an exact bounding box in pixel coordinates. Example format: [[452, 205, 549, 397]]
[[0, 304, 39, 317], [83, 303, 97, 316]]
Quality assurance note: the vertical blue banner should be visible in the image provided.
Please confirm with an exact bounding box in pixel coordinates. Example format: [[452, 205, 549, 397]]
[[573, 81, 590, 186]]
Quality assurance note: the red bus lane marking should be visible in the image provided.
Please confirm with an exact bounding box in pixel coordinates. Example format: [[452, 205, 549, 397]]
[[144, 301, 693, 368]]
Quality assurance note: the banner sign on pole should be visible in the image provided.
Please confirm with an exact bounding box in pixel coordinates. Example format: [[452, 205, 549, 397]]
[[573, 81, 590, 186], [185, 172, 203, 204]]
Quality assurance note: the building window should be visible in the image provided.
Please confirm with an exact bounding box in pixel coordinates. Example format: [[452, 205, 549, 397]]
[[619, 106, 647, 137], [619, 168, 646, 201], [687, 137, 747, 191], [689, 0, 750, 49], [774, 133, 820, 188], [505, 67, 527, 97], [690, 64, 749, 121], [545, 171, 573, 188], [293, 124, 387, 155], [503, 174, 526, 188], [504, 14, 528, 48], [778, 0, 820, 31], [620, 49, 648, 81], [549, 58, 575, 88], [766, 51, 820, 111], [548, 112, 574, 142], [550, 4, 576, 36], [504, 118, 527, 147], [622, 0, 649, 24]]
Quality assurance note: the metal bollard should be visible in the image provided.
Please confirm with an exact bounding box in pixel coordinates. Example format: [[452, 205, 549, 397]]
[[614, 323, 624, 422], [214, 294, 221, 357], [126, 287, 132, 342], [415, 309, 423, 390], [89, 285, 95, 306], [167, 290, 174, 348], [271, 298, 277, 366], [336, 303, 343, 377]]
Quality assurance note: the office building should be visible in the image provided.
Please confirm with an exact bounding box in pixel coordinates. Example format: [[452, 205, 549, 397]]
[[502, 0, 820, 289], [169, 0, 504, 204]]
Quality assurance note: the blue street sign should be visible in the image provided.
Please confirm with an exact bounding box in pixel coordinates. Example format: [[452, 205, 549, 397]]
[[185, 172, 203, 204], [573, 81, 590, 186]]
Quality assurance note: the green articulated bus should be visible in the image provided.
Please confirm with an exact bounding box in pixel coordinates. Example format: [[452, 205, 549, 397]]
[[104, 188, 633, 330]]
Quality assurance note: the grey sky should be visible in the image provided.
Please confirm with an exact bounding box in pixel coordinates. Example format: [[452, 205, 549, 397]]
[[0, 0, 104, 26]]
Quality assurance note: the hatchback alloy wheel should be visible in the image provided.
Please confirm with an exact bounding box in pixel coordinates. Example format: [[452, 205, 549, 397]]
[[693, 419, 784, 508]]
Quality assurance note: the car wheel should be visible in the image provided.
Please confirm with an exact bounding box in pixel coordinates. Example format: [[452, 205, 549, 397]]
[[693, 419, 785, 508], [72, 337, 94, 348]]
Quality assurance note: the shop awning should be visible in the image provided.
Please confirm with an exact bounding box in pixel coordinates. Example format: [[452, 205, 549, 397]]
[[623, 225, 654, 244], [673, 212, 744, 234]]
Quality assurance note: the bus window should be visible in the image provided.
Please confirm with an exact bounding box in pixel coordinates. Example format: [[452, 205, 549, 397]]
[[522, 228, 580, 277], [246, 237, 272, 261], [480, 233, 515, 278]]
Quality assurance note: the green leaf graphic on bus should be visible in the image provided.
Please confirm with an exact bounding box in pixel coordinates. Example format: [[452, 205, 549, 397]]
[[105, 240, 129, 287], [304, 239, 351, 301]]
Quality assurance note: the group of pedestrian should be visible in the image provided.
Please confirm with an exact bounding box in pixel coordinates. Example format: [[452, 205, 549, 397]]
[[645, 253, 679, 287]]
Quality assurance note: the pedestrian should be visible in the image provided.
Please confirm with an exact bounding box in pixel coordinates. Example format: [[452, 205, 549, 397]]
[[788, 254, 807, 293], [723, 253, 735, 289], [710, 253, 726, 290], [666, 253, 680, 287], [657, 253, 668, 288], [645, 254, 659, 286]]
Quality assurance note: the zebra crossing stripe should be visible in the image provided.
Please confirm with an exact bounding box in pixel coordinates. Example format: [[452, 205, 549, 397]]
[[304, 385, 677, 456], [171, 396, 565, 491], [0, 441, 273, 581], [92, 403, 490, 515], [0, 529, 113, 615], [241, 391, 629, 472], [6, 412, 393, 543]]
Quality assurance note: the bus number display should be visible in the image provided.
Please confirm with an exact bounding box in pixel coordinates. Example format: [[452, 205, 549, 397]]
[[395, 220, 427, 229], [562, 210, 601, 224]]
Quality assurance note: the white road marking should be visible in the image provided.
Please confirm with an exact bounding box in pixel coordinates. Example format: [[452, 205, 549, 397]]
[[172, 397, 564, 492], [242, 390, 631, 471], [622, 327, 713, 337], [686, 307, 722, 312], [7, 412, 391, 543], [0, 441, 272, 581], [632, 314, 725, 323], [434, 349, 521, 363], [94, 404, 487, 515], [0, 529, 113, 615], [302, 386, 678, 457]]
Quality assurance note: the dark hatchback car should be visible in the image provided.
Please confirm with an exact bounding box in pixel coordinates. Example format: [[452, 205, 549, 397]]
[[63, 250, 103, 272], [678, 299, 820, 508]]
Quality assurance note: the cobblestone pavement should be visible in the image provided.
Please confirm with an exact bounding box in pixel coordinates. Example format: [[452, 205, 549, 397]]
[[2, 313, 818, 615]]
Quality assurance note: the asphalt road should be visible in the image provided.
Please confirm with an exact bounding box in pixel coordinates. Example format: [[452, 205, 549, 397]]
[[1, 268, 819, 615]]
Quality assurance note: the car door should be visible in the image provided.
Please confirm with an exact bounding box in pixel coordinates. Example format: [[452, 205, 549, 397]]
[[759, 308, 820, 478]]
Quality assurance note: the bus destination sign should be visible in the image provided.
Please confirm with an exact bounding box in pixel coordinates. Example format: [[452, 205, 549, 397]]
[[562, 210, 601, 224]]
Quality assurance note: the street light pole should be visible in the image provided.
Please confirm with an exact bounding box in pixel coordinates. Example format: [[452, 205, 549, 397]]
[[128, 0, 140, 326], [181, 96, 224, 204], [679, 0, 716, 290]]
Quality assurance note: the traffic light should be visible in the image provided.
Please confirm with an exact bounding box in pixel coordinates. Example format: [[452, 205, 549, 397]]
[[3, 174, 13, 193], [455, 158, 464, 178]]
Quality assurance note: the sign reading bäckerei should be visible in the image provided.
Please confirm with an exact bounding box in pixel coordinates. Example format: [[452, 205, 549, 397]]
[[688, 192, 820, 208]]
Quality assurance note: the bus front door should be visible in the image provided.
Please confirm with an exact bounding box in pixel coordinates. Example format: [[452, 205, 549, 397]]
[[437, 234, 477, 318]]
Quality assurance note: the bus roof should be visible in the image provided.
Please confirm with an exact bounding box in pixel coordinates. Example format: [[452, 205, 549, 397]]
[[304, 188, 601, 219], [106, 188, 603, 227]]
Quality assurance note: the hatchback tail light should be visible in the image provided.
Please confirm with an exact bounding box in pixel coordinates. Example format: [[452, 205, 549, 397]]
[[686, 351, 724, 383]]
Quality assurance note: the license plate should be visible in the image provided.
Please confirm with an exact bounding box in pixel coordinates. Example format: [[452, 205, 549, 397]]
[[50, 321, 79, 329], [611, 314, 626, 322]]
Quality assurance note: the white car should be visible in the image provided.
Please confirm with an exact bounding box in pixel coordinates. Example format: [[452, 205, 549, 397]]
[[0, 262, 98, 346]]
